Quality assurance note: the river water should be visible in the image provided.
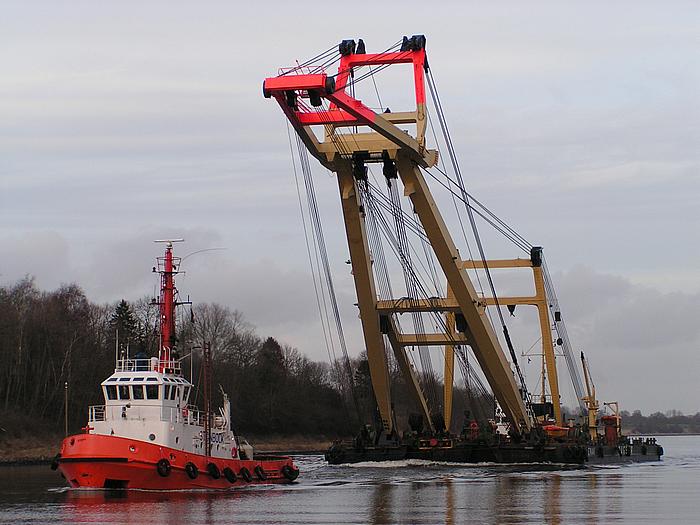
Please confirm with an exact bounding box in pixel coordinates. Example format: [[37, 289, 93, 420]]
[[1, 435, 697, 524]]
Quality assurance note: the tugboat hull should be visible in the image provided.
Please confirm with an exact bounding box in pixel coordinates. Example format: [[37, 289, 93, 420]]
[[55, 434, 299, 490]]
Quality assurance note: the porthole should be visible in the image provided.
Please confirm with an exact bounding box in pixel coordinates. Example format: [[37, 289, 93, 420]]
[[149, 433, 156, 441]]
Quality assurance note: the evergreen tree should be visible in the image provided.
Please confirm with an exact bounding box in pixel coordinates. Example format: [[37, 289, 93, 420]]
[[109, 300, 144, 355]]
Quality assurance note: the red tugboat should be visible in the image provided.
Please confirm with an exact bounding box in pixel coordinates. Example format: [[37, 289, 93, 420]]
[[53, 240, 299, 489]]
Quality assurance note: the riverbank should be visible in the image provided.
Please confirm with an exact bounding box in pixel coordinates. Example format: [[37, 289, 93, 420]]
[[0, 434, 335, 466]]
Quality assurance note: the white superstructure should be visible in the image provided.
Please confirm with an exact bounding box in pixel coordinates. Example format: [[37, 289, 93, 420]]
[[87, 357, 252, 460]]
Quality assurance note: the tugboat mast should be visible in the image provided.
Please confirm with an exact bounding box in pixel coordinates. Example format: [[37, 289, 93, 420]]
[[154, 239, 184, 370]]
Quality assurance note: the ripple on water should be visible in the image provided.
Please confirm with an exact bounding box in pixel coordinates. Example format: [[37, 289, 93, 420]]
[[0, 435, 698, 524]]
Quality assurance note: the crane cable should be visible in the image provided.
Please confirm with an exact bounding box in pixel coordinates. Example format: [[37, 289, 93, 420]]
[[425, 68, 532, 409], [287, 123, 362, 423], [359, 182, 495, 412]]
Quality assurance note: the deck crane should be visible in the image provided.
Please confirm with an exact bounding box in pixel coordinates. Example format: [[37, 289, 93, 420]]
[[580, 351, 600, 442]]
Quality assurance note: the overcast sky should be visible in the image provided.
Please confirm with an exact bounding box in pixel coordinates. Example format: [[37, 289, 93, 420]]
[[1, 1, 698, 413]]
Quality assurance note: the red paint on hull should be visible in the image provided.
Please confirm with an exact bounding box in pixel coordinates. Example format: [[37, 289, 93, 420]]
[[58, 434, 298, 490]]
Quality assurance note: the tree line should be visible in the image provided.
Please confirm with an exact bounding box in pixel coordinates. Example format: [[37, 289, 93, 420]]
[[4, 277, 689, 442], [0, 277, 486, 441], [0, 277, 357, 439], [621, 410, 700, 435]]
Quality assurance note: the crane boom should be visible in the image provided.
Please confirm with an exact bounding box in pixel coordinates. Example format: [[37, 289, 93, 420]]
[[264, 36, 531, 434]]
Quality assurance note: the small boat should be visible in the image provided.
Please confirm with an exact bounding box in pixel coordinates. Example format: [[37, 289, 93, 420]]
[[53, 240, 299, 489]]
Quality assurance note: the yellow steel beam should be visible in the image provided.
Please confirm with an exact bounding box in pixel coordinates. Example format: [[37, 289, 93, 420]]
[[376, 295, 541, 312], [336, 161, 393, 433], [395, 152, 531, 430], [395, 333, 471, 347], [443, 285, 456, 431], [480, 296, 540, 307], [325, 98, 437, 168], [376, 297, 460, 313], [459, 258, 532, 269], [533, 265, 562, 425], [384, 319, 434, 433], [318, 133, 402, 158]]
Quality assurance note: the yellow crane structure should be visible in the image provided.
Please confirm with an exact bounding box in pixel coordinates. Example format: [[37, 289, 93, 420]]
[[262, 35, 664, 466], [264, 35, 538, 434], [580, 351, 599, 441]]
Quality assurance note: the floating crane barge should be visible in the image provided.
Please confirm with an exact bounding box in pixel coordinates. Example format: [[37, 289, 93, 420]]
[[263, 36, 662, 466]]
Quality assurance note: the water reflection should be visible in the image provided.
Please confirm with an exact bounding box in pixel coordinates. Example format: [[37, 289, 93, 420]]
[[356, 466, 627, 524], [4, 440, 698, 525], [61, 486, 289, 525], [444, 478, 454, 525], [544, 474, 560, 525], [369, 482, 393, 524]]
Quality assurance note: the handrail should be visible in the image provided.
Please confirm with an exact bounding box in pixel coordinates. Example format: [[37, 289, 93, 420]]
[[114, 358, 182, 374], [87, 403, 204, 427]]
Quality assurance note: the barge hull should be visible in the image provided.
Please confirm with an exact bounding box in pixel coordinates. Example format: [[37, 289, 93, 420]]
[[326, 440, 663, 466]]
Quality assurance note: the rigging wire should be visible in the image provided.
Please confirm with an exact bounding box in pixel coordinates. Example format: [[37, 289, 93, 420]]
[[287, 121, 362, 422], [541, 256, 587, 412], [426, 68, 531, 405], [282, 40, 589, 423], [287, 122, 338, 371], [360, 182, 494, 413], [279, 45, 339, 76], [386, 174, 441, 411]]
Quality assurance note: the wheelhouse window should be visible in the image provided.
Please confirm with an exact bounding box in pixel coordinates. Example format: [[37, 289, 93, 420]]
[[132, 385, 145, 400], [146, 385, 159, 400], [182, 386, 190, 402], [105, 385, 117, 400], [170, 386, 177, 400], [118, 385, 130, 400], [164, 385, 171, 400]]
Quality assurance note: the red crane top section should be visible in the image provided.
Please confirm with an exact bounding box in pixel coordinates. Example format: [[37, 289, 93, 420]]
[[262, 35, 436, 170], [263, 46, 426, 126]]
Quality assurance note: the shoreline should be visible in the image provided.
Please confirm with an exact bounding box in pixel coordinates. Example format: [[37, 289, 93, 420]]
[[3, 432, 697, 467]]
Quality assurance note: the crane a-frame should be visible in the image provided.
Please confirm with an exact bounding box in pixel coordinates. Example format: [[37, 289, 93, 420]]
[[262, 36, 665, 467], [263, 36, 534, 435]]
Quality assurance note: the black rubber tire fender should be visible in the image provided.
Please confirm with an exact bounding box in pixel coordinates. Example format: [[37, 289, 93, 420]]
[[223, 467, 237, 483], [207, 462, 221, 479], [254, 465, 267, 481], [156, 458, 171, 477], [239, 467, 253, 483], [281, 464, 299, 481], [50, 454, 61, 471], [562, 447, 573, 462], [185, 462, 199, 479]]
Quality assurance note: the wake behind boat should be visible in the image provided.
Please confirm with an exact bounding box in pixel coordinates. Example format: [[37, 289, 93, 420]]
[[52, 240, 299, 489]]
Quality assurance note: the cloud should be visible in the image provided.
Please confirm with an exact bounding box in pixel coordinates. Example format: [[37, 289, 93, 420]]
[[0, 231, 74, 290], [1, 0, 698, 413], [548, 266, 700, 413]]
